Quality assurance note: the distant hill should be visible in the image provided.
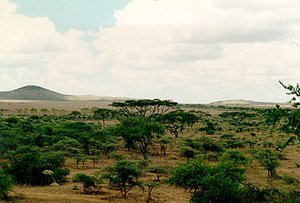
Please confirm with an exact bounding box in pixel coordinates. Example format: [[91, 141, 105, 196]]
[[0, 85, 67, 101], [209, 99, 290, 108], [0, 85, 130, 101]]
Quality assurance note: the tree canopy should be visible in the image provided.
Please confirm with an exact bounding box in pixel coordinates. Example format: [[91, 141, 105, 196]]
[[111, 99, 177, 118]]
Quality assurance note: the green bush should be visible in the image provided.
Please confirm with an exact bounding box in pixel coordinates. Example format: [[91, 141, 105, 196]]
[[285, 190, 300, 203], [8, 146, 67, 185], [73, 173, 96, 187], [0, 170, 14, 200], [282, 175, 299, 185], [240, 184, 281, 202], [168, 158, 245, 203], [180, 146, 196, 162], [221, 150, 249, 166], [53, 168, 70, 183]]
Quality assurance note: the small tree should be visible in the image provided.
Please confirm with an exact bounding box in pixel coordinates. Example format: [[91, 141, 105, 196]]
[[148, 166, 168, 182], [69, 111, 82, 119], [93, 108, 116, 125], [104, 160, 142, 197], [256, 150, 281, 178], [180, 146, 196, 162], [157, 110, 199, 138], [143, 181, 160, 201], [158, 137, 172, 156], [114, 118, 165, 160]]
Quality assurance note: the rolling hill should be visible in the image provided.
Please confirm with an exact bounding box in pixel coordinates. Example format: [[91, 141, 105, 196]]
[[208, 99, 290, 108], [0, 85, 130, 101]]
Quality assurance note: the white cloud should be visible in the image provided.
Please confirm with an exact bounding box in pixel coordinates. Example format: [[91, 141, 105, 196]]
[[91, 0, 300, 102], [1, 0, 300, 102], [0, 0, 101, 94]]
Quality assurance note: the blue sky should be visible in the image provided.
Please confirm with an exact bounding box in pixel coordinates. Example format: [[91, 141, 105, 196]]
[[9, 0, 131, 32], [1, 0, 300, 103]]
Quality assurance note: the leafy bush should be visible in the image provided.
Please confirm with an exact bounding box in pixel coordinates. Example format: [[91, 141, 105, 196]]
[[8, 146, 68, 185], [73, 173, 97, 187], [180, 146, 196, 162], [285, 190, 300, 203], [221, 150, 249, 166], [199, 120, 220, 135], [240, 184, 281, 202], [168, 158, 245, 203], [73, 173, 103, 194], [282, 175, 299, 185], [0, 170, 14, 200]]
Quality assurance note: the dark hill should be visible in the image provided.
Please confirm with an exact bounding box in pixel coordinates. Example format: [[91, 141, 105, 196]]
[[0, 85, 67, 101], [0, 85, 132, 101]]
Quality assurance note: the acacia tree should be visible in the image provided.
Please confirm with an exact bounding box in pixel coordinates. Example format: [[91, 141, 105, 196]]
[[158, 137, 172, 156], [280, 81, 300, 107], [111, 99, 177, 118], [115, 118, 164, 160], [93, 108, 116, 125], [269, 81, 300, 137], [156, 110, 199, 138]]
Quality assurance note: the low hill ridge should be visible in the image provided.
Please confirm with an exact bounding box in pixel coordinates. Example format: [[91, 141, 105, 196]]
[[0, 85, 130, 101], [0, 85, 66, 101], [209, 99, 290, 108]]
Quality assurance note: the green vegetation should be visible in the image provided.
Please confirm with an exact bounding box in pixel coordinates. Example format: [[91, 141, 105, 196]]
[[1, 96, 300, 202], [0, 170, 14, 200], [168, 158, 246, 203]]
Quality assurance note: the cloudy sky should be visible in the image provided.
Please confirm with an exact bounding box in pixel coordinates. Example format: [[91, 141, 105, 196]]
[[1, 0, 300, 103]]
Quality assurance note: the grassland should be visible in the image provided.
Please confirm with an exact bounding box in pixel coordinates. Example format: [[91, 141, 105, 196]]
[[1, 100, 300, 203]]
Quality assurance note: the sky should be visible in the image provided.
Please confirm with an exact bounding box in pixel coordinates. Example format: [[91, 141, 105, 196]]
[[1, 0, 300, 103]]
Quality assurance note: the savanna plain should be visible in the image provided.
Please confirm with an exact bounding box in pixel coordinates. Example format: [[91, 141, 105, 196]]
[[1, 99, 300, 203]]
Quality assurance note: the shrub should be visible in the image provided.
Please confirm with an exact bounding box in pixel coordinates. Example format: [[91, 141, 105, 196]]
[[180, 146, 196, 162], [73, 173, 103, 194], [282, 175, 299, 185], [221, 150, 249, 167], [168, 158, 245, 203], [0, 170, 14, 200], [8, 147, 67, 185], [285, 190, 300, 202], [240, 184, 281, 202], [73, 173, 96, 187]]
